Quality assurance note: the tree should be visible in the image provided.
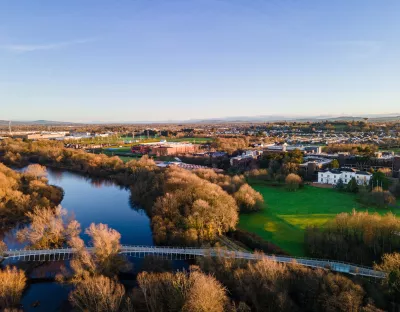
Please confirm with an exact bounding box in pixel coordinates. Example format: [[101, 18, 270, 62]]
[[331, 159, 340, 169], [25, 164, 47, 178], [375, 253, 400, 300], [85, 223, 131, 276], [285, 173, 302, 191], [17, 206, 81, 249], [0, 266, 27, 310], [346, 177, 359, 193], [335, 178, 345, 191], [370, 187, 396, 208], [305, 210, 400, 264], [389, 180, 400, 198], [137, 268, 228, 312], [69, 275, 126, 312], [370, 172, 389, 190], [66, 223, 131, 281], [183, 269, 228, 312], [234, 184, 264, 212], [0, 240, 6, 256]]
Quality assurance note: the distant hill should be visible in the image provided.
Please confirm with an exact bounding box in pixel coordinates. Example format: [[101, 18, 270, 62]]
[[185, 114, 400, 124], [0, 120, 79, 126], [1, 114, 399, 125]]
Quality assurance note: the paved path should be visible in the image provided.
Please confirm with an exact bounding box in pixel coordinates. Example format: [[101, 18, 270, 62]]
[[1, 245, 386, 279]]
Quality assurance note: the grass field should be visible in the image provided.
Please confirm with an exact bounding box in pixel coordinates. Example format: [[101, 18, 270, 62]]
[[238, 183, 400, 256], [378, 147, 400, 154]]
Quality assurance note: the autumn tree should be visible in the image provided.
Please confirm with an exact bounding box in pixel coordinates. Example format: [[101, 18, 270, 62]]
[[0, 162, 62, 227], [69, 275, 127, 312], [375, 253, 400, 300], [0, 240, 6, 256], [85, 223, 130, 276], [0, 266, 27, 310], [234, 184, 264, 212], [152, 167, 238, 245], [63, 223, 130, 282], [285, 173, 302, 191], [17, 206, 80, 249], [137, 267, 228, 312], [305, 210, 400, 264], [358, 186, 396, 208], [24, 163, 47, 178]]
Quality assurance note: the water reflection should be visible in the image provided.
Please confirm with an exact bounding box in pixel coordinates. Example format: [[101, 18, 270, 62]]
[[2, 166, 156, 311]]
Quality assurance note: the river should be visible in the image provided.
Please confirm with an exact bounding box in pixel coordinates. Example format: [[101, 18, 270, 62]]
[[3, 167, 154, 311]]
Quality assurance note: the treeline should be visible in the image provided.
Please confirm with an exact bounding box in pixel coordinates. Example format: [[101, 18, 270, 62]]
[[0, 139, 264, 245], [198, 253, 386, 312], [193, 169, 264, 212], [150, 167, 239, 245], [305, 210, 400, 265], [258, 150, 304, 182], [212, 137, 250, 155], [0, 163, 63, 229], [322, 144, 378, 156]]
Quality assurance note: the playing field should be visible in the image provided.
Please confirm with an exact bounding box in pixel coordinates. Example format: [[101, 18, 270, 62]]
[[238, 182, 399, 256]]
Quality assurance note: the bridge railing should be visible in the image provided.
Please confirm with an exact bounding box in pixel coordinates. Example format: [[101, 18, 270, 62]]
[[2, 245, 386, 278]]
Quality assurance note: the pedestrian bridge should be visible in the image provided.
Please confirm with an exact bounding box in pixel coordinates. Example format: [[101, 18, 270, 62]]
[[1, 245, 386, 279]]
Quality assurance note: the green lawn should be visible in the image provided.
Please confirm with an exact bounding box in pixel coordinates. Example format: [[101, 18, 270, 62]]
[[239, 183, 399, 256], [379, 147, 400, 154], [169, 137, 213, 143]]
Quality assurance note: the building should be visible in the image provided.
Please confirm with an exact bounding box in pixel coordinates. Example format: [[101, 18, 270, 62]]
[[131, 141, 199, 156], [264, 143, 322, 154], [151, 143, 198, 156], [317, 168, 372, 186], [13, 132, 68, 140]]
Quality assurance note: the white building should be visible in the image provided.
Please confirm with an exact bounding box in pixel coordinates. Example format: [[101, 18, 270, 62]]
[[318, 168, 372, 186]]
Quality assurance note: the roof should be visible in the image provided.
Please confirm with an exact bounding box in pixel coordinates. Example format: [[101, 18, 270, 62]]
[[318, 167, 371, 176]]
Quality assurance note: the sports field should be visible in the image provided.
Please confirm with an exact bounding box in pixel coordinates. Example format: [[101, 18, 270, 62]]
[[238, 182, 399, 256]]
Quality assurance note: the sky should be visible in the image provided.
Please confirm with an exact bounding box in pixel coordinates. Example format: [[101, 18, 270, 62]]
[[1, 0, 399, 122]]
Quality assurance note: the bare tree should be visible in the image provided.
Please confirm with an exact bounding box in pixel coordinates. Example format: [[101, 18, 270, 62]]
[[375, 253, 400, 298], [69, 275, 126, 312], [285, 173, 302, 191], [85, 223, 131, 276], [137, 268, 228, 312], [234, 184, 264, 212], [0, 240, 6, 255], [184, 269, 228, 312], [17, 205, 80, 249], [24, 164, 47, 178], [0, 266, 27, 310]]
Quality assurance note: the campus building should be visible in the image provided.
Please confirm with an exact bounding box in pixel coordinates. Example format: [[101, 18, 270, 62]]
[[317, 168, 372, 186], [131, 142, 199, 156]]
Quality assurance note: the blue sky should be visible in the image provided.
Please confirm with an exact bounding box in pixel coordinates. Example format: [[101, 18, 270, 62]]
[[1, 0, 399, 122]]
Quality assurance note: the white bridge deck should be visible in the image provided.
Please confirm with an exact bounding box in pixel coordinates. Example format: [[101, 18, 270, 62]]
[[1, 245, 386, 279]]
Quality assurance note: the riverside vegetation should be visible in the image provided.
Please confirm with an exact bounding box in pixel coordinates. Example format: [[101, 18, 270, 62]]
[[0, 139, 264, 246], [1, 139, 400, 310]]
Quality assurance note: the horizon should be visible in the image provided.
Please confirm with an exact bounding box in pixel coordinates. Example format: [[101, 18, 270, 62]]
[[1, 0, 400, 121], [4, 112, 400, 124]]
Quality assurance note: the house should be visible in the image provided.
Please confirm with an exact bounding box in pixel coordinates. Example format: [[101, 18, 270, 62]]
[[317, 168, 372, 186]]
